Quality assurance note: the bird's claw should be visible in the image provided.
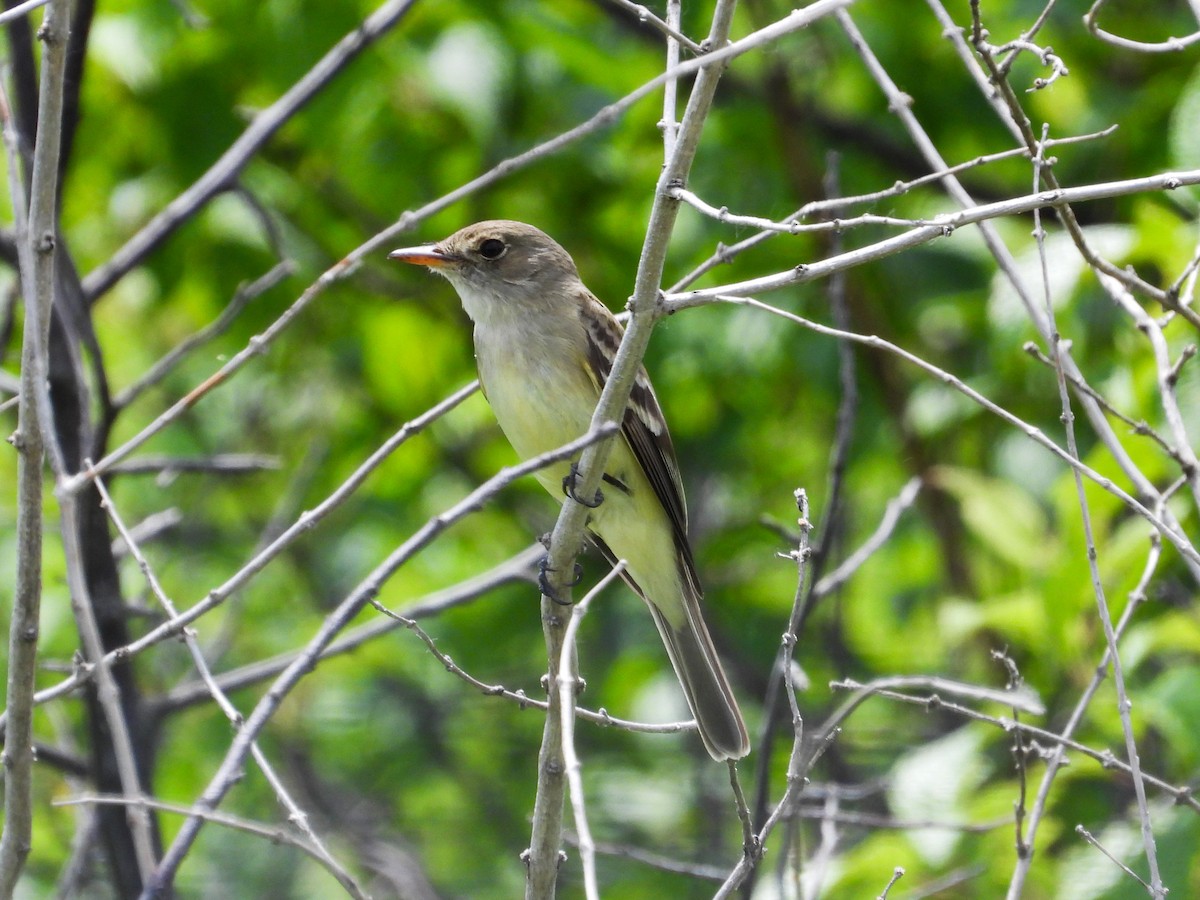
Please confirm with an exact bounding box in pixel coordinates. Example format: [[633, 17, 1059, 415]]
[[562, 462, 603, 509], [538, 555, 584, 605]]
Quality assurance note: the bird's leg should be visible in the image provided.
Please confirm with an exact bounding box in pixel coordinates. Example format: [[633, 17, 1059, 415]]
[[561, 461, 603, 508], [537, 554, 584, 605]]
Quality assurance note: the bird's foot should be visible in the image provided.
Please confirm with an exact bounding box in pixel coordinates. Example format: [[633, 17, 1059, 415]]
[[537, 555, 584, 605], [561, 462, 603, 508]]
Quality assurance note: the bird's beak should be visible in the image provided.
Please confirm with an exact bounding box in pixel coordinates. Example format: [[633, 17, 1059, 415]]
[[388, 244, 457, 268]]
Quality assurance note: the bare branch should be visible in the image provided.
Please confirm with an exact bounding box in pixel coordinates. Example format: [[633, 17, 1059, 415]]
[[1022, 342, 1185, 468], [812, 477, 921, 600], [81, 0, 418, 302], [1083, 0, 1200, 53], [559, 563, 627, 900], [106, 454, 282, 477], [877, 866, 906, 900], [581, 836, 727, 881], [0, 0, 50, 27], [93, 476, 363, 897], [1011, 509, 1171, 896], [1, 4, 72, 889], [828, 678, 1199, 814], [370, 588, 695, 736], [2, 381, 481, 725], [709, 294, 1200, 569], [158, 546, 542, 712], [112, 261, 294, 410], [601, 0, 704, 54], [665, 170, 1200, 307], [58, 487, 159, 883], [1075, 824, 1155, 894], [59, 794, 367, 899], [1104, 275, 1200, 515], [145, 424, 620, 896]]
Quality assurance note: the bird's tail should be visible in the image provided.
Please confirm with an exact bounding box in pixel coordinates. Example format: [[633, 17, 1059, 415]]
[[648, 603, 750, 761]]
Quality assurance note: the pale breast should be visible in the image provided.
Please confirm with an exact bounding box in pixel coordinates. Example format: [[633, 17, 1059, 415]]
[[474, 321, 598, 465]]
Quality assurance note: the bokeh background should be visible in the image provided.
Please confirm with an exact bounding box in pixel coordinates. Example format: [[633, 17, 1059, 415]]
[[2, 0, 1200, 896]]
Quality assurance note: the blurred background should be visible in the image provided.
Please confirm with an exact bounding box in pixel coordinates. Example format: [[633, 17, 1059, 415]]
[[2, 0, 1200, 896]]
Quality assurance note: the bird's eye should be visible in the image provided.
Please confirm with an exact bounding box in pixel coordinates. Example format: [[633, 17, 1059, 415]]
[[478, 238, 506, 260]]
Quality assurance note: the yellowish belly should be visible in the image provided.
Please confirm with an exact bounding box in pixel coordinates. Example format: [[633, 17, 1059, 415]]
[[475, 332, 686, 623]]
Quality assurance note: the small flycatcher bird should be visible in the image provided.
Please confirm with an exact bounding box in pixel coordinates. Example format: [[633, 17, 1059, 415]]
[[389, 221, 749, 761]]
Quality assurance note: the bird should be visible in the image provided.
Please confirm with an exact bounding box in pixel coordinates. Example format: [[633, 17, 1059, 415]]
[[389, 220, 749, 761]]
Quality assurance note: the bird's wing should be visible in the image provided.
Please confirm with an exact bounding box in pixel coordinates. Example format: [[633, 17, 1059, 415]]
[[577, 291, 690, 546]]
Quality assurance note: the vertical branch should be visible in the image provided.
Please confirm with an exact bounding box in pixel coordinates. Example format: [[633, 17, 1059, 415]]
[[525, 5, 742, 898], [0, 1, 70, 894], [781, 490, 813, 783], [559, 564, 624, 900], [1104, 282, 1200, 515], [851, 5, 1200, 587], [748, 156, 854, 883], [660, 0, 681, 158], [524, 597, 571, 900], [1027, 125, 1164, 895], [143, 429, 614, 899], [1008, 503, 1167, 897], [57, 487, 159, 884]]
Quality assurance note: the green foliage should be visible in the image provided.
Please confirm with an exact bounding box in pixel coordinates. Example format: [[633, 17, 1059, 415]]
[[2, 0, 1200, 896]]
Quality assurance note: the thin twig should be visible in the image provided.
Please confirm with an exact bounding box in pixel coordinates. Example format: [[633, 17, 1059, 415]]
[[0, 0, 50, 27], [559, 563, 626, 900], [811, 152, 857, 584], [783, 490, 813, 775], [659, 0, 681, 157], [1010, 507, 1169, 895], [1076, 824, 1155, 892], [824, 679, 1198, 813], [1103, 275, 1200, 517], [877, 866, 906, 900], [1022, 342, 1184, 467], [92, 475, 366, 899], [143, 424, 619, 897], [159, 547, 540, 712], [708, 295, 1200, 569], [792, 806, 1008, 833], [3, 382, 481, 729], [82, 0, 418, 301], [811, 477, 921, 599], [58, 794, 365, 895], [112, 261, 294, 409], [826, 675, 1045, 719], [106, 454, 282, 476], [580, 837, 728, 881], [371, 594, 695, 735], [805, 793, 841, 899], [728, 761, 756, 858], [1083, 0, 1200, 53], [666, 169, 1200, 307], [602, 0, 704, 54]]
